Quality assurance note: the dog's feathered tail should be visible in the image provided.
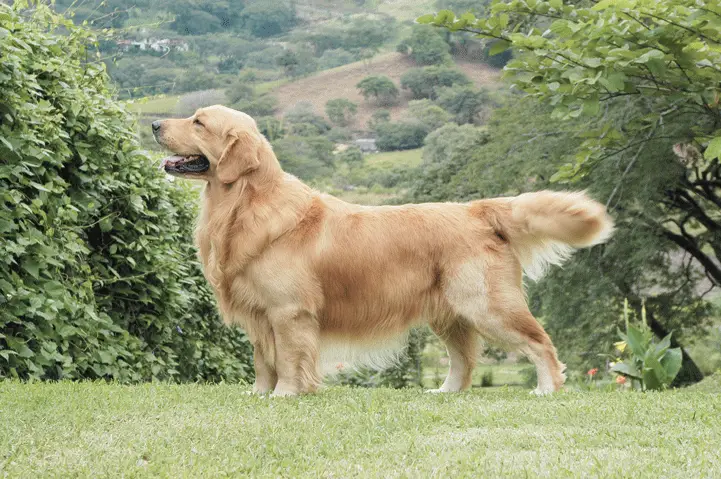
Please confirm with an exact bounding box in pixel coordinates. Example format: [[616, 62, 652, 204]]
[[483, 191, 615, 280]]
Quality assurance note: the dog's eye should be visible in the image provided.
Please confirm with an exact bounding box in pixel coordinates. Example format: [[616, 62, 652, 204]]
[[193, 118, 203, 127]]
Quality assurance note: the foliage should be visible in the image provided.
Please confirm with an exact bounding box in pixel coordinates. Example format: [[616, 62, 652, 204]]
[[435, 85, 488, 124], [232, 94, 278, 118], [284, 102, 331, 136], [175, 89, 226, 117], [396, 24, 451, 65], [356, 75, 399, 106], [337, 147, 365, 169], [239, 1, 297, 38], [317, 48, 360, 70], [275, 46, 318, 78], [407, 96, 712, 376], [422, 0, 721, 291], [255, 116, 286, 142], [0, 3, 252, 382], [400, 65, 471, 100], [611, 301, 683, 391], [406, 100, 452, 132], [376, 122, 429, 151], [299, 15, 396, 56], [169, 0, 246, 35], [325, 99, 358, 127], [367, 109, 391, 132], [272, 136, 335, 180], [332, 328, 428, 388]]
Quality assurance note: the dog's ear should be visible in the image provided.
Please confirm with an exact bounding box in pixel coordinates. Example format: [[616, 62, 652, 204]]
[[217, 130, 260, 184]]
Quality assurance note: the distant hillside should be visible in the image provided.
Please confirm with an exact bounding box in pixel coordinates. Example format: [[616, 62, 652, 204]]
[[271, 52, 501, 128]]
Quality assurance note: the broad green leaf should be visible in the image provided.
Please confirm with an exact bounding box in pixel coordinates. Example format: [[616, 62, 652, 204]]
[[415, 14, 435, 24], [489, 40, 511, 56], [704, 137, 721, 160], [625, 325, 647, 358], [549, 0, 562, 9], [660, 348, 683, 383], [611, 361, 641, 379]]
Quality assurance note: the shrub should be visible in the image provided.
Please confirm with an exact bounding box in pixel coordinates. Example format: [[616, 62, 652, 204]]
[[400, 66, 470, 100], [0, 3, 252, 382], [325, 99, 358, 127], [376, 122, 429, 151]]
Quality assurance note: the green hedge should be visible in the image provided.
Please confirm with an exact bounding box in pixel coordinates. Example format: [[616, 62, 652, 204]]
[[0, 3, 252, 382]]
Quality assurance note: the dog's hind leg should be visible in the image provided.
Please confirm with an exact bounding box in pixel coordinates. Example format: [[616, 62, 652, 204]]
[[444, 260, 565, 394], [428, 319, 478, 392]]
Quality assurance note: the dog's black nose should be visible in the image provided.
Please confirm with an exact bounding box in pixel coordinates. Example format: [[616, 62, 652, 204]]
[[151, 120, 161, 133]]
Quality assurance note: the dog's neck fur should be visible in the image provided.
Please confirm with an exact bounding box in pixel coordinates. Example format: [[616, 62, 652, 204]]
[[195, 139, 314, 302]]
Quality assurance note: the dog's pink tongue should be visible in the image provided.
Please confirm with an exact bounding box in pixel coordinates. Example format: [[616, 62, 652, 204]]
[[159, 155, 184, 170]]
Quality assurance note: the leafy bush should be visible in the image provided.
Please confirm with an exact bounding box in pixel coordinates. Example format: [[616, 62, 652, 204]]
[[400, 66, 470, 100], [325, 99, 358, 127], [376, 122, 429, 151], [0, 3, 252, 382]]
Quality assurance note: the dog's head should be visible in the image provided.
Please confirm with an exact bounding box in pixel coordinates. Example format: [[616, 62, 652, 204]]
[[153, 105, 262, 184]]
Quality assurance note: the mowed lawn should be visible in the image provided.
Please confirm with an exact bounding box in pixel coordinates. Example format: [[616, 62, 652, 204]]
[[1, 383, 720, 478]]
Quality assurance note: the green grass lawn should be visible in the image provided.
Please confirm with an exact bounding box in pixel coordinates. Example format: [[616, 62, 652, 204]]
[[125, 95, 181, 116], [365, 148, 424, 168], [1, 382, 720, 478]]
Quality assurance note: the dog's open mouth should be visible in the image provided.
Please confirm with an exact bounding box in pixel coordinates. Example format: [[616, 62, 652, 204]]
[[160, 155, 210, 174]]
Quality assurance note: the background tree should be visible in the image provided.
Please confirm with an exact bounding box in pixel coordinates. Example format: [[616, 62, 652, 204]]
[[396, 25, 452, 66], [376, 122, 429, 151], [406, 100, 452, 132], [419, 0, 721, 382], [400, 66, 471, 100], [239, 1, 297, 38], [325, 99, 358, 127], [356, 75, 399, 106], [435, 85, 488, 124]]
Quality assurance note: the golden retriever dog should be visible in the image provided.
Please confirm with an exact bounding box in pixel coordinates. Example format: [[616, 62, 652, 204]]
[[152, 105, 614, 396]]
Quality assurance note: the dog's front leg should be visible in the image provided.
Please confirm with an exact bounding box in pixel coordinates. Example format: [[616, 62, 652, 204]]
[[270, 310, 322, 396], [252, 344, 277, 394]]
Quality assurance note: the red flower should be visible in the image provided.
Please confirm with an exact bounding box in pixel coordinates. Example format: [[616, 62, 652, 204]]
[[587, 368, 599, 377], [616, 375, 627, 385]]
